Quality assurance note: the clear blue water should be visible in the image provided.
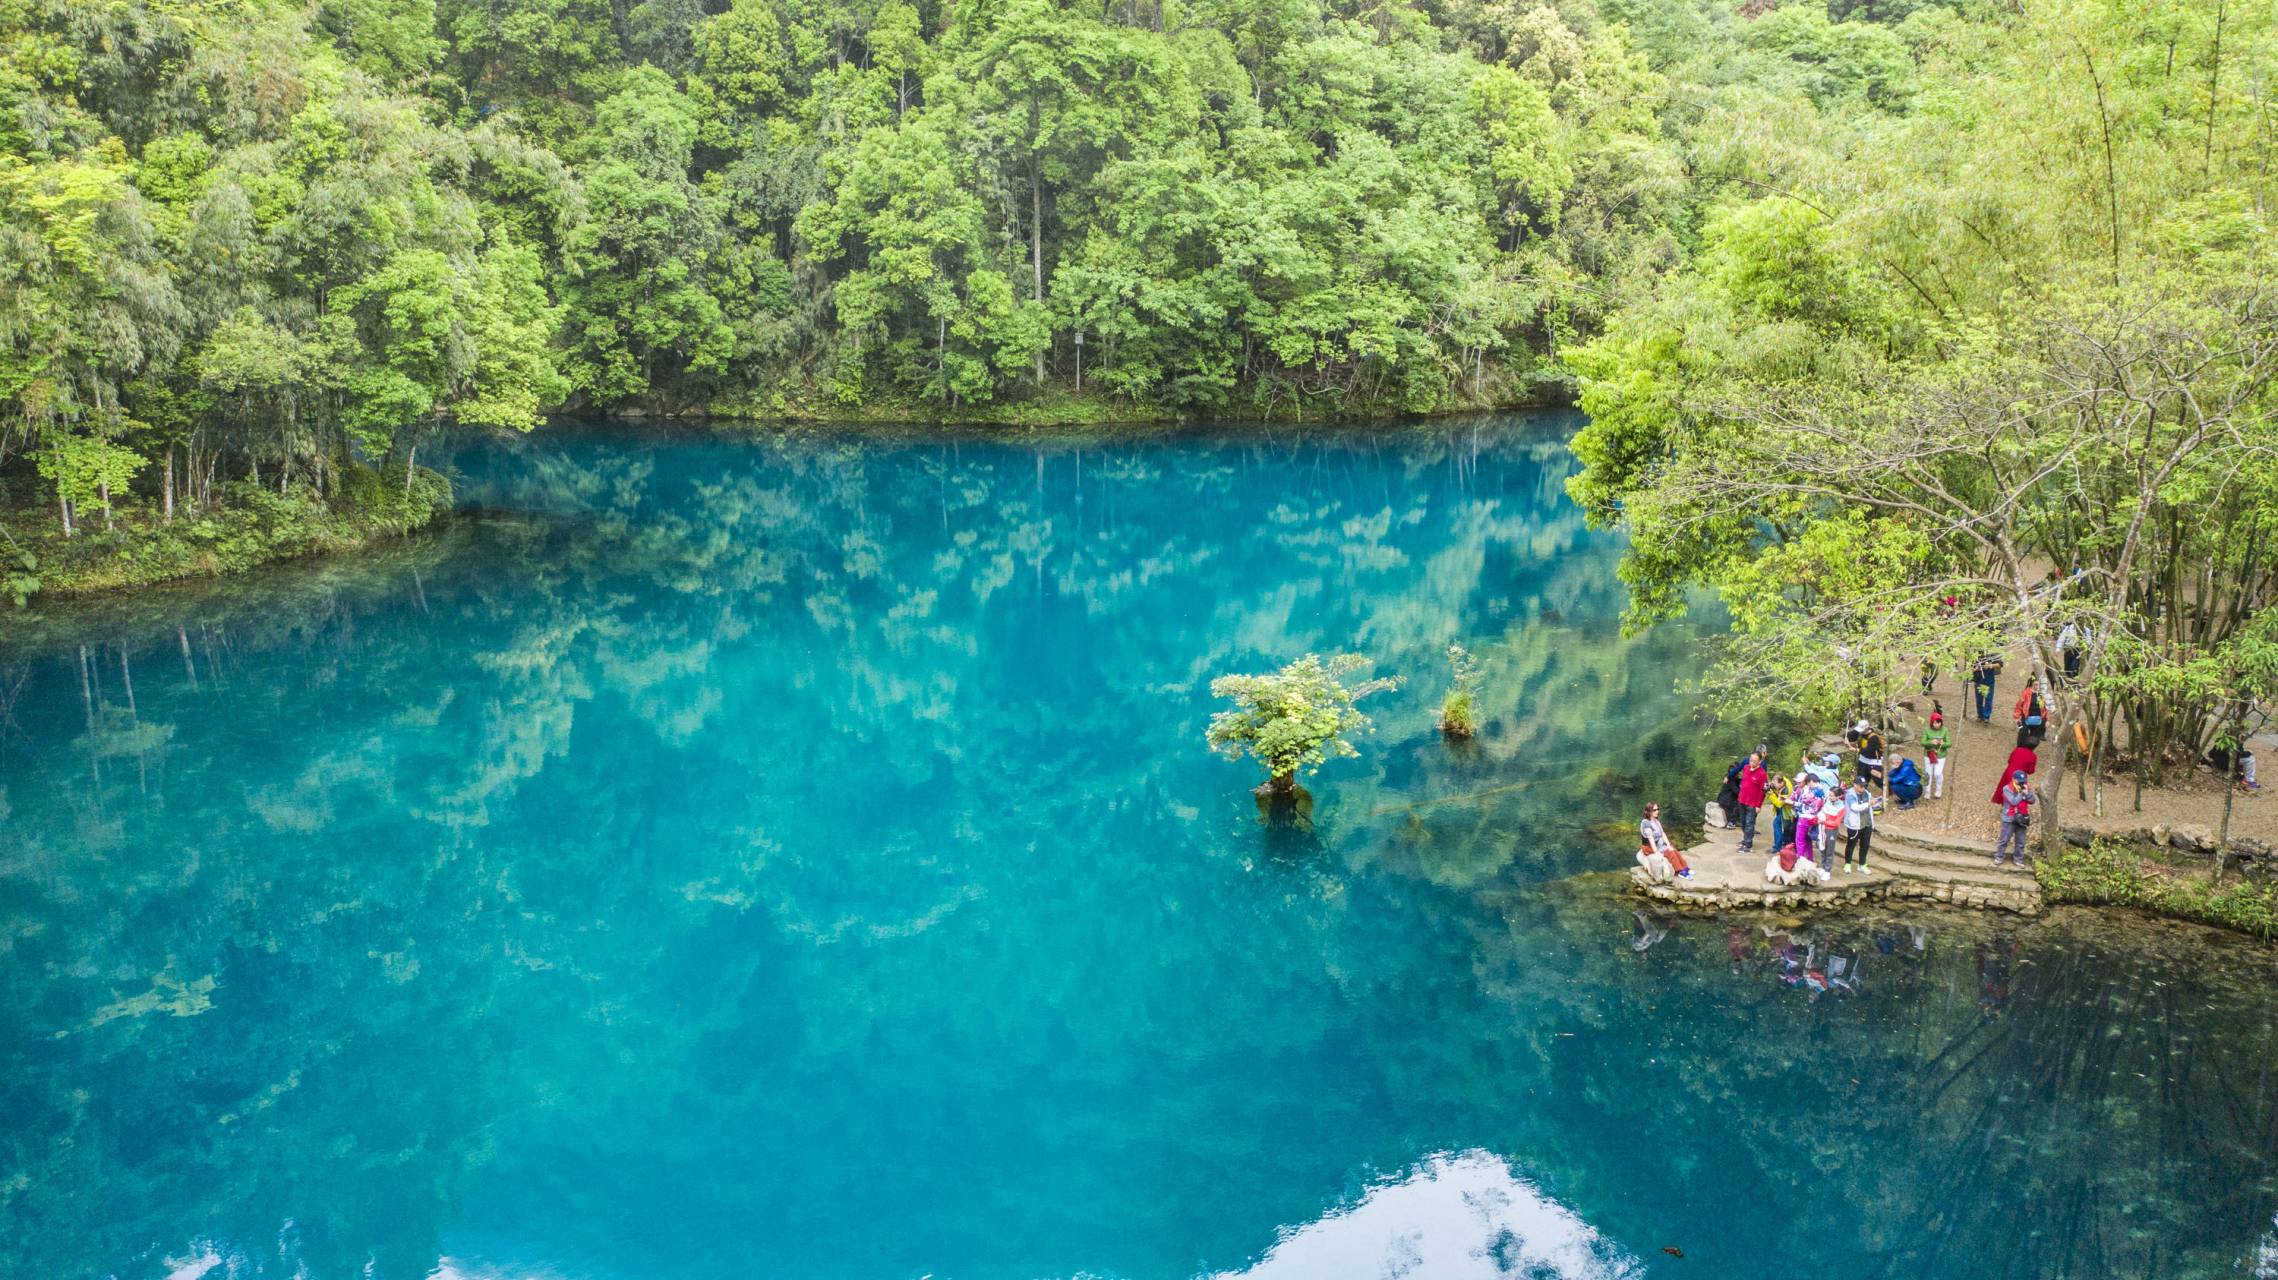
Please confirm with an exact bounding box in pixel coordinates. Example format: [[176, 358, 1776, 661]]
[[4, 417, 2278, 1280]]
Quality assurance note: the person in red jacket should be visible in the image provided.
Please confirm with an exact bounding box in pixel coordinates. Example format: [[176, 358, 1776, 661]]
[[1736, 751, 1770, 853], [1992, 728, 2039, 805]]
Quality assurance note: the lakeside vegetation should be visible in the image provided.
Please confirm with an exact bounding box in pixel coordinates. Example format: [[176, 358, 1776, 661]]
[[6, 466, 449, 600], [1556, 0, 2278, 845], [2036, 842, 2278, 942]]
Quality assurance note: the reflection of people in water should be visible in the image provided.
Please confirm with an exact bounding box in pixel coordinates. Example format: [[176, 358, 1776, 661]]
[[1758, 928, 1830, 993], [1631, 911, 1671, 954], [1726, 926, 1752, 973], [1823, 933, 1864, 996], [1872, 923, 1930, 993], [1976, 934, 2022, 1015]]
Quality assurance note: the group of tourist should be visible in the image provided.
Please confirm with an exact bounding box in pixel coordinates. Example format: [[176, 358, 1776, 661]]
[[1635, 679, 2060, 886], [1635, 748, 1882, 886], [1738, 749, 1882, 884], [1636, 617, 2265, 892]]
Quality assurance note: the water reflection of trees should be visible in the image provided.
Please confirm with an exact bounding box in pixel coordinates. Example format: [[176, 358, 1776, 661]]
[[1463, 896, 2278, 1277], [2, 420, 2274, 1278]]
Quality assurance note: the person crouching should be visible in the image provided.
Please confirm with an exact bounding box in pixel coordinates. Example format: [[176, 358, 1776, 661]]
[[1765, 841, 1829, 886]]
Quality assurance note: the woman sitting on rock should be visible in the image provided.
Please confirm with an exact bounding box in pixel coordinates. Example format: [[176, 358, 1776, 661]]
[[1637, 803, 1693, 882]]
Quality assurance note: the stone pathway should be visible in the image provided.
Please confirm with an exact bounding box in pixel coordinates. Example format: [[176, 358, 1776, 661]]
[[1632, 822, 2042, 915]]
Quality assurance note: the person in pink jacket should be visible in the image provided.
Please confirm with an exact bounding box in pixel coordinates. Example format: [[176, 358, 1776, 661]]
[[1792, 781, 1826, 868]]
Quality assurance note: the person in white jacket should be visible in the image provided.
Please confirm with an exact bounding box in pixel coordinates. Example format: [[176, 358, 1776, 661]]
[[1840, 781, 1881, 874]]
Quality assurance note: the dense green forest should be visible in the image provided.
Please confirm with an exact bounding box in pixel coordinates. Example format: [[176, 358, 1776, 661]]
[[0, 0, 2267, 596], [1549, 0, 2274, 842]]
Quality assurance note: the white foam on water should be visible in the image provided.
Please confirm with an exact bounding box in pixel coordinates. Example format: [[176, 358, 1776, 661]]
[[430, 1260, 581, 1280], [1210, 1150, 1643, 1280], [163, 1250, 224, 1280]]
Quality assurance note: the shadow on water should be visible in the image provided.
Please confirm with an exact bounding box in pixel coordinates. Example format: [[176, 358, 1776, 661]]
[[1, 416, 2275, 1279]]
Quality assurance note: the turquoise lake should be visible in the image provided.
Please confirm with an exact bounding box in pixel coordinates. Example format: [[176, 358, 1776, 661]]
[[5, 416, 2278, 1279]]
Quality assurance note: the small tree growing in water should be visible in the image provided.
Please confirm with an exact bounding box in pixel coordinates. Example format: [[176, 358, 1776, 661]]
[[1438, 643, 1482, 740], [1207, 654, 1397, 794]]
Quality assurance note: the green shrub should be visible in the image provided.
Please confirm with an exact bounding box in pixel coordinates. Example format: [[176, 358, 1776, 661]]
[[1207, 653, 1398, 792], [1438, 643, 1482, 740], [1440, 690, 1476, 739], [2036, 841, 2278, 940]]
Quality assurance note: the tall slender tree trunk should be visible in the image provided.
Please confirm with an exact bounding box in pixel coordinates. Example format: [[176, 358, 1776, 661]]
[[58, 492, 73, 538], [2038, 722, 2067, 854], [2217, 749, 2239, 880], [2090, 711, 2107, 817], [1032, 162, 1046, 385], [162, 446, 175, 523], [2204, 0, 2226, 174]]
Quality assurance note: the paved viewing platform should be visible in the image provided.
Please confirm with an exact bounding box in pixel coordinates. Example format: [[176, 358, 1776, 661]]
[[1632, 823, 2043, 915]]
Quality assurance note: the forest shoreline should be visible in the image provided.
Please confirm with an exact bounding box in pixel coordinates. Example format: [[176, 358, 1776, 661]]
[[649, 386, 1567, 430], [7, 404, 1567, 603], [6, 465, 451, 603]]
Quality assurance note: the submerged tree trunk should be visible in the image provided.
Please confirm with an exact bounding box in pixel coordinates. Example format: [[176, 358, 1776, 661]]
[[120, 645, 145, 795], [1254, 772, 1314, 829], [77, 643, 100, 788]]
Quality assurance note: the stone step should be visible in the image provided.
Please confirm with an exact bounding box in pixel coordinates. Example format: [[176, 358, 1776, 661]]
[[1876, 839, 2034, 877], [1875, 853, 2038, 891], [1875, 823, 1998, 857]]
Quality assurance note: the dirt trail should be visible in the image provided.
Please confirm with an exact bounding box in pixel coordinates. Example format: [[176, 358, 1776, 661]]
[[1876, 669, 2269, 848]]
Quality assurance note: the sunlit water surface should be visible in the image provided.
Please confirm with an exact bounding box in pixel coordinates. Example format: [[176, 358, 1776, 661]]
[[4, 418, 2278, 1280]]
